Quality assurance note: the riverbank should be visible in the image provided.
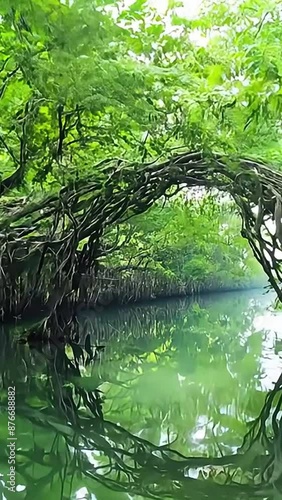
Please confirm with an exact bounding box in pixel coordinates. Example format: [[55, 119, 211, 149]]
[[74, 268, 266, 310], [2, 266, 266, 322]]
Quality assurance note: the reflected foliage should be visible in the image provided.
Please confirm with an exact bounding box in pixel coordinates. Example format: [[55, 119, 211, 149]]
[[0, 291, 281, 499]]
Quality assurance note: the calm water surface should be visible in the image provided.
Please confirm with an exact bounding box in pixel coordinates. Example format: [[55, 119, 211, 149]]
[[0, 289, 281, 499]]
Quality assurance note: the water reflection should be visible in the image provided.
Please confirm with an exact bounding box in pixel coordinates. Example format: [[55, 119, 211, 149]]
[[0, 289, 281, 499], [79, 291, 282, 456]]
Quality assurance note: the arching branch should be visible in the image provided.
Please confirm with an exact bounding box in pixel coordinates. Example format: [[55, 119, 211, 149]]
[[1, 150, 282, 320]]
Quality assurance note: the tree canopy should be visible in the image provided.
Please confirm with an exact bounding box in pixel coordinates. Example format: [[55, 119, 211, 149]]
[[1, 0, 282, 192]]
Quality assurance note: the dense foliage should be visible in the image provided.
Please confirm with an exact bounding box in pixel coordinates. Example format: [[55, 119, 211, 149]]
[[103, 193, 263, 292], [2, 0, 282, 184], [0, 0, 282, 317]]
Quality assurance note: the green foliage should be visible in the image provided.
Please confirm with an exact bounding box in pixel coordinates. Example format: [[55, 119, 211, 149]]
[[2, 0, 282, 191], [103, 192, 264, 289]]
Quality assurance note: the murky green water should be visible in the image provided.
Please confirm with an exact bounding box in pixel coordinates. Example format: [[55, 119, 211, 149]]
[[0, 289, 282, 499]]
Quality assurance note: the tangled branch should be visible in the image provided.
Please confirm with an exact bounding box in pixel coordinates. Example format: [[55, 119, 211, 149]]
[[1, 151, 282, 322]]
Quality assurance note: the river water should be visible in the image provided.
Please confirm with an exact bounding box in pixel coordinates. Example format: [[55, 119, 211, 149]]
[[0, 289, 282, 499]]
